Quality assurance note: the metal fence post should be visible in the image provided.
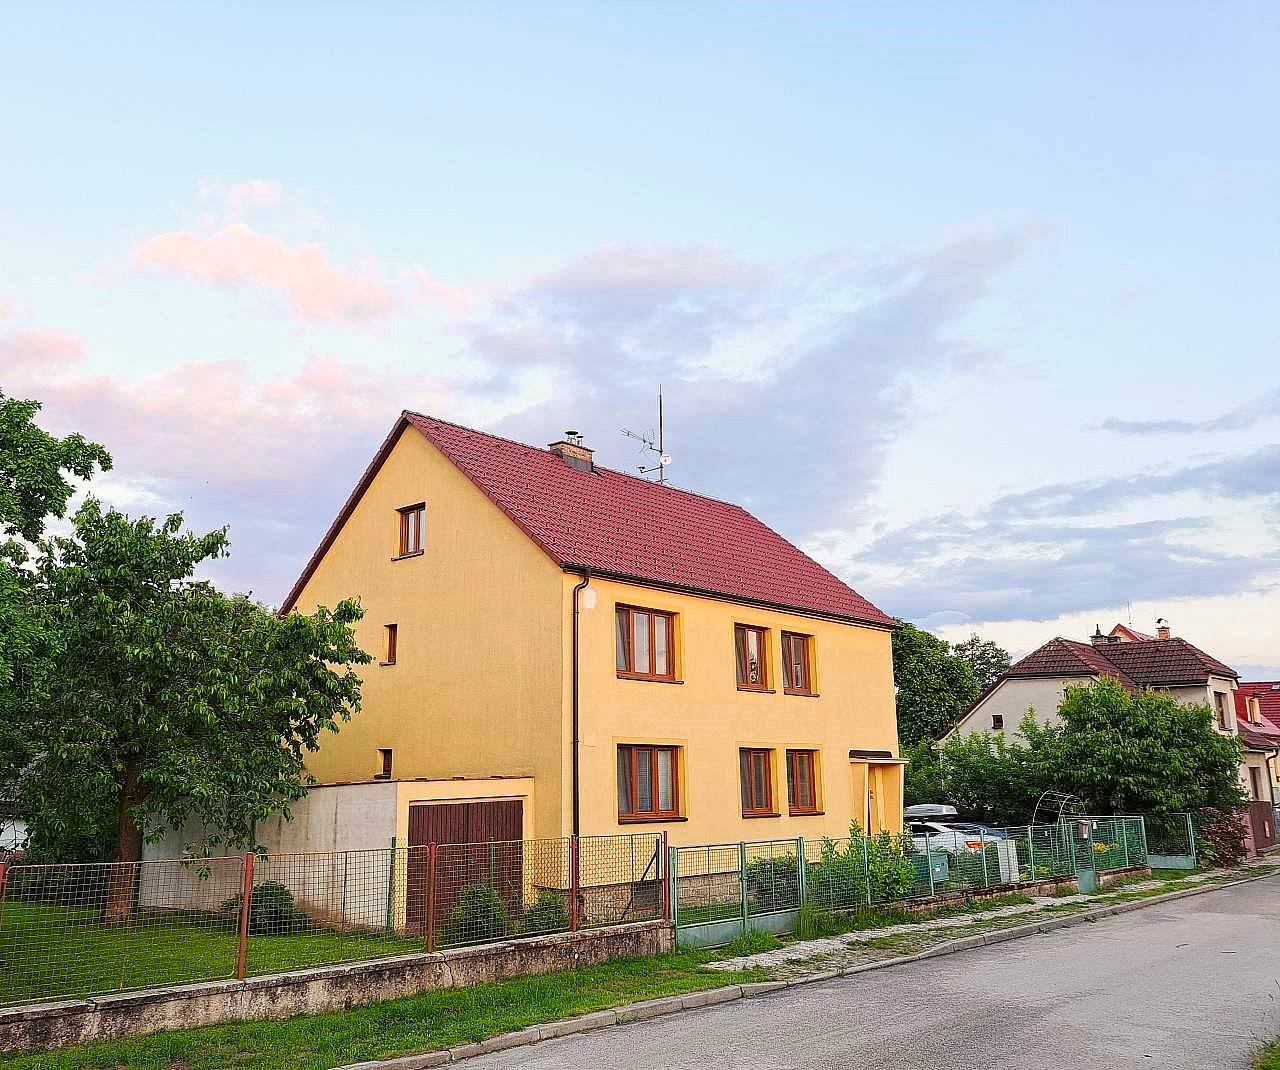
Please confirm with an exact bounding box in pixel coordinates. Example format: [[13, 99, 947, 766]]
[[738, 842, 749, 937], [796, 837, 807, 908], [861, 835, 871, 906], [426, 842, 438, 953], [660, 833, 670, 923], [923, 829, 935, 897], [1185, 812, 1197, 867], [235, 853, 255, 980], [569, 836, 581, 932], [1026, 829, 1036, 882], [385, 836, 396, 932], [1121, 820, 1131, 869], [668, 844, 679, 928], [978, 831, 989, 887]]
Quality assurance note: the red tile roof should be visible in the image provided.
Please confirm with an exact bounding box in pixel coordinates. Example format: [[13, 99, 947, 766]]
[[281, 412, 893, 627], [1005, 638, 1139, 687], [1109, 623, 1156, 642], [1235, 682, 1280, 751]]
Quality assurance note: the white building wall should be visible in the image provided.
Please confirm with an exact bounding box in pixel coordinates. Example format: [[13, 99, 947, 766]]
[[949, 677, 1081, 740]]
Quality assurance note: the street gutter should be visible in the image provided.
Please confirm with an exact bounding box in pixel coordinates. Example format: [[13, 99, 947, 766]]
[[332, 869, 1277, 1070]]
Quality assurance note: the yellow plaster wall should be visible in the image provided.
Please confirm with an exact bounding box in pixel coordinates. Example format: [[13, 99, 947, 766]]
[[292, 427, 566, 838], [567, 574, 902, 844]]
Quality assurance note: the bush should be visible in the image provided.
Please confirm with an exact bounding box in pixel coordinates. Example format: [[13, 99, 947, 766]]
[[802, 823, 917, 911], [520, 891, 570, 934], [1195, 807, 1248, 866], [221, 880, 308, 935], [794, 903, 847, 940], [744, 853, 800, 912], [442, 883, 509, 945]]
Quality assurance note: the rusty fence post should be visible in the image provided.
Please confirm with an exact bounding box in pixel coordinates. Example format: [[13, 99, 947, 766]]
[[235, 853, 255, 980], [660, 832, 670, 923], [426, 843, 438, 953], [569, 836, 581, 932]]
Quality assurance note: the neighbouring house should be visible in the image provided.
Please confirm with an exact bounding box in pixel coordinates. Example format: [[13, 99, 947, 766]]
[[1235, 682, 1280, 805], [945, 622, 1278, 852], [183, 413, 903, 860]]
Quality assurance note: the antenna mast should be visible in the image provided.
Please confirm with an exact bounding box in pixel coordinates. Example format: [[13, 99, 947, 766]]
[[621, 385, 670, 484]]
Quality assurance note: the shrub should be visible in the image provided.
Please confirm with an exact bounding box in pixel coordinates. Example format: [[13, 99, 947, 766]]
[[744, 853, 800, 912], [221, 880, 308, 935], [1195, 807, 1248, 866], [721, 927, 783, 956], [442, 883, 509, 945], [520, 891, 571, 934]]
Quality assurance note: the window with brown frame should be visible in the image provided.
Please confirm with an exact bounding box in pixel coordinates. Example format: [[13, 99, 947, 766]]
[[781, 632, 813, 694], [376, 748, 393, 780], [739, 748, 776, 816], [616, 744, 680, 820], [991, 713, 1004, 731], [786, 750, 819, 814], [615, 606, 676, 680], [383, 623, 398, 665], [1214, 691, 1228, 729], [734, 624, 769, 690], [397, 503, 425, 557]]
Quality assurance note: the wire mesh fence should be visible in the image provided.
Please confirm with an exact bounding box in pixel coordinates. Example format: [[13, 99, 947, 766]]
[[673, 817, 1151, 945], [0, 833, 668, 1007]]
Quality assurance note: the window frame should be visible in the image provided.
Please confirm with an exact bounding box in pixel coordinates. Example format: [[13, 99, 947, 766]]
[[781, 631, 814, 695], [383, 623, 398, 666], [785, 749, 820, 815], [991, 713, 1004, 731], [615, 605, 677, 681], [616, 744, 681, 822], [397, 503, 426, 558], [376, 748, 393, 780], [739, 747, 777, 817], [734, 624, 770, 691], [1214, 691, 1228, 729]]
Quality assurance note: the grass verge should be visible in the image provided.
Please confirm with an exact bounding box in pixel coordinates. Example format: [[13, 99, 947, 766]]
[[3, 951, 767, 1070], [1255, 1037, 1280, 1069]]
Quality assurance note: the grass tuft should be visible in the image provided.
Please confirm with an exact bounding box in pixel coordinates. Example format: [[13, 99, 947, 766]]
[[720, 928, 783, 956]]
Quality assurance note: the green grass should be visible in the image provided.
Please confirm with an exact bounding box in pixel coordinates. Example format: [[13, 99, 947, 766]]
[[4, 951, 764, 1070], [720, 928, 783, 956], [1254, 1037, 1280, 1069], [0, 901, 420, 1006]]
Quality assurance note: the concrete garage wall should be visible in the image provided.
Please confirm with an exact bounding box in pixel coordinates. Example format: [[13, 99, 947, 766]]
[[0, 921, 672, 1055]]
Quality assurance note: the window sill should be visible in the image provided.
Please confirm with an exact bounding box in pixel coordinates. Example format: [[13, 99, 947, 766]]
[[391, 550, 424, 561], [616, 673, 684, 685], [737, 686, 775, 694], [788, 809, 824, 817], [784, 689, 820, 698], [742, 811, 781, 819], [618, 815, 687, 824], [379, 661, 396, 668]]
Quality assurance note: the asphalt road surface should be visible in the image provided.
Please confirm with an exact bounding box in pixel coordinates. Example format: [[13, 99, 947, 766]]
[[465, 875, 1280, 1070]]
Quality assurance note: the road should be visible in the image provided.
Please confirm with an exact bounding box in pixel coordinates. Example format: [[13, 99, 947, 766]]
[[466, 875, 1280, 1070]]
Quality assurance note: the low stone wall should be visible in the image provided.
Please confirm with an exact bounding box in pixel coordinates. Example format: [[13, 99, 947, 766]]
[[0, 920, 672, 1055]]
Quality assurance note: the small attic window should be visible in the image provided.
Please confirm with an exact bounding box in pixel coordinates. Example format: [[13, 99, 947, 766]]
[[397, 503, 425, 557]]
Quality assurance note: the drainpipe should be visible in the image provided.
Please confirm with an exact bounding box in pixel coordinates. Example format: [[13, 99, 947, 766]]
[[571, 570, 592, 838]]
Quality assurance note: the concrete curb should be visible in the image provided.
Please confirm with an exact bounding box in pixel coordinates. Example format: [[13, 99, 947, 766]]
[[330, 868, 1275, 1069]]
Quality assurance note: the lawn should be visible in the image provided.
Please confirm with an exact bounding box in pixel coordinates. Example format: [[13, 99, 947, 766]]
[[1255, 1038, 1280, 1069], [3, 951, 765, 1070], [0, 901, 421, 1006]]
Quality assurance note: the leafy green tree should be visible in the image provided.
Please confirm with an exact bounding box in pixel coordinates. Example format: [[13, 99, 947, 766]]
[[891, 622, 979, 744], [902, 741, 943, 808], [951, 634, 1012, 692], [16, 501, 370, 919], [1048, 678, 1246, 817]]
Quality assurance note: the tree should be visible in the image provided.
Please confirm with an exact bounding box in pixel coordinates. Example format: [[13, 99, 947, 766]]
[[1048, 678, 1246, 818], [19, 501, 370, 919], [951, 634, 1011, 692], [891, 622, 979, 744]]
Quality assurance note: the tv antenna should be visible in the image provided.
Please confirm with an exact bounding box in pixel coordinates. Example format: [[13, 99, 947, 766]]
[[621, 386, 671, 484]]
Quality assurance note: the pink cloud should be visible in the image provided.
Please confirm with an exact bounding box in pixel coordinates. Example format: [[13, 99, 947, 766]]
[[224, 179, 283, 212], [402, 266, 475, 315], [133, 223, 396, 322], [0, 328, 86, 373]]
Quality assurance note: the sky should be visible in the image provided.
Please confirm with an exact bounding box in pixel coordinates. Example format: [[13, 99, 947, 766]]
[[2, 3, 1278, 674]]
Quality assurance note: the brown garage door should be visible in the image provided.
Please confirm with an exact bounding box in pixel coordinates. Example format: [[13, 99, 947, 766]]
[[405, 800, 523, 935]]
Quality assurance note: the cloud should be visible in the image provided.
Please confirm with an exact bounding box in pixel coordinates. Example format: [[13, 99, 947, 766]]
[[401, 266, 475, 315], [223, 179, 283, 213], [0, 328, 85, 372], [473, 229, 1039, 532], [134, 223, 397, 322], [1101, 387, 1280, 435]]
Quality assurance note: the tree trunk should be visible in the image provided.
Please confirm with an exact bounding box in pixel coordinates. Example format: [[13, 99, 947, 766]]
[[102, 758, 145, 925]]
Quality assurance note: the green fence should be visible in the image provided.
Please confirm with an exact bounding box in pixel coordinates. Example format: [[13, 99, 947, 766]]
[[672, 816, 1150, 947]]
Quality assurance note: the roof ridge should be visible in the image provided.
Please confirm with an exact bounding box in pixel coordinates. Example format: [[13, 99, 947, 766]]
[[403, 410, 753, 513]]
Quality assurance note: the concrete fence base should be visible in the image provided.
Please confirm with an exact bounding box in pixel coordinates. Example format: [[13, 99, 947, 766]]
[[0, 921, 672, 1055]]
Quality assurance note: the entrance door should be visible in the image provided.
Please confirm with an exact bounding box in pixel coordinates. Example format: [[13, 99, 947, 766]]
[[405, 799, 523, 934]]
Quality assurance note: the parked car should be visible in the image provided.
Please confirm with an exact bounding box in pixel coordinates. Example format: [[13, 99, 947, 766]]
[[946, 822, 1009, 840]]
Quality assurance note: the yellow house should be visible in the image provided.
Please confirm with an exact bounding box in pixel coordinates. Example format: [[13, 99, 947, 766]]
[[279, 412, 904, 857]]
